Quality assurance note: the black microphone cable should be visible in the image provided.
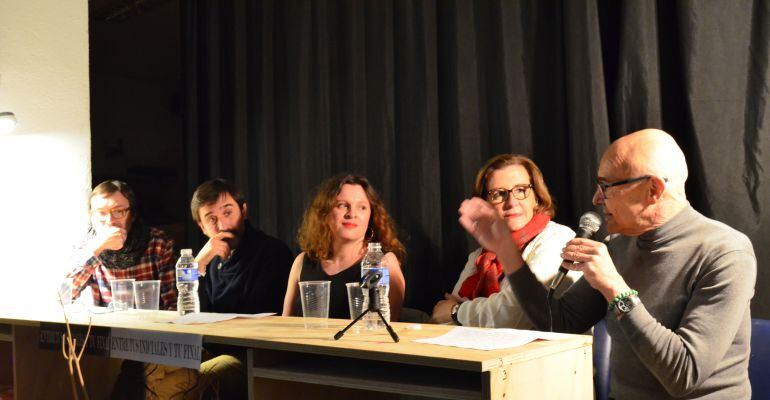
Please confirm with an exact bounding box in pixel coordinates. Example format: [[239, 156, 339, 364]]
[[547, 287, 556, 332]]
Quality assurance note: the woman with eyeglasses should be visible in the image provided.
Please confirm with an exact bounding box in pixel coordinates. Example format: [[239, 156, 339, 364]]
[[431, 154, 577, 328], [282, 174, 406, 321]]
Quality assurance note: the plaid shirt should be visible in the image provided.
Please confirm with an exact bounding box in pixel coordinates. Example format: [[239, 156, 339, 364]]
[[68, 227, 178, 311]]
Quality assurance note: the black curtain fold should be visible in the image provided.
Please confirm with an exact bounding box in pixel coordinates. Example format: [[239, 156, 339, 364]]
[[183, 0, 770, 317], [744, 0, 770, 217]]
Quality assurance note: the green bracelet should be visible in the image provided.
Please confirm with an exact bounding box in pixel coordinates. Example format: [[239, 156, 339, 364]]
[[607, 289, 639, 311]]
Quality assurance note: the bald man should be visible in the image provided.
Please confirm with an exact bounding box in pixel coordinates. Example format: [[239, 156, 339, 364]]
[[459, 129, 756, 399]]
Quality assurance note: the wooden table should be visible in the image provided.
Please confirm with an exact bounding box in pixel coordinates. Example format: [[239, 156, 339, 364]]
[[0, 304, 593, 399]]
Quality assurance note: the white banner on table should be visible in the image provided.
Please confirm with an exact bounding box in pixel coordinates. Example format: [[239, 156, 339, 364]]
[[414, 327, 574, 351], [110, 328, 203, 369]]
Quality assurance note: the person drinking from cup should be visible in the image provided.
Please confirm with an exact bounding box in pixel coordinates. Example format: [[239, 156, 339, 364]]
[[67, 180, 177, 310], [430, 155, 576, 328], [282, 174, 406, 321]]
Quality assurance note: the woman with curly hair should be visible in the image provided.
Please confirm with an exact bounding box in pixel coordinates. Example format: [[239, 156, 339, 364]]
[[282, 174, 406, 321]]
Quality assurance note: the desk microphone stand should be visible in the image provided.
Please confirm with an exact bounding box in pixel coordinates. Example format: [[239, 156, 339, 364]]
[[334, 272, 399, 343]]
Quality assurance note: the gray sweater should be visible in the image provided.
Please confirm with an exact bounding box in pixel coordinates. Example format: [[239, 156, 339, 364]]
[[508, 205, 756, 399]]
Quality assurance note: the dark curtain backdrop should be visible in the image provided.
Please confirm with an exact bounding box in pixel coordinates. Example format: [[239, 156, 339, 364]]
[[182, 0, 770, 318]]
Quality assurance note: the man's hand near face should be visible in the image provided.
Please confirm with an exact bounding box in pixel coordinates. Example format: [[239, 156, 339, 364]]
[[89, 226, 127, 257], [458, 197, 524, 275], [195, 231, 236, 273]]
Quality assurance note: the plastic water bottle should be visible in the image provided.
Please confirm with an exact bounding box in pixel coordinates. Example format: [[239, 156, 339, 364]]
[[176, 249, 199, 315], [361, 242, 390, 330]]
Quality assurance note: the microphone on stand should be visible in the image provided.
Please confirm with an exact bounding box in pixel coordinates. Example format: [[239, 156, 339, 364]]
[[360, 269, 383, 289], [335, 269, 399, 342], [548, 211, 602, 293]]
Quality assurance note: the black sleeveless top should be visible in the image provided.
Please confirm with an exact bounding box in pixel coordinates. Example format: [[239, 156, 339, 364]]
[[293, 255, 362, 319]]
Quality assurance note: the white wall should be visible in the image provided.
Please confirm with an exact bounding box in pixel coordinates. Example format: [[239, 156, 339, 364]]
[[0, 0, 91, 304]]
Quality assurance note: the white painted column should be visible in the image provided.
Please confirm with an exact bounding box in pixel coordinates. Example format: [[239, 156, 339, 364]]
[[0, 0, 91, 305]]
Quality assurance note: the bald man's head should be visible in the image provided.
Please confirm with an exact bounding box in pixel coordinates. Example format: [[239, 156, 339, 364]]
[[604, 129, 688, 197], [594, 129, 689, 235]]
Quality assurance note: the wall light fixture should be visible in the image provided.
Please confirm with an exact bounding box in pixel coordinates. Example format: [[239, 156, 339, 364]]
[[0, 112, 18, 135]]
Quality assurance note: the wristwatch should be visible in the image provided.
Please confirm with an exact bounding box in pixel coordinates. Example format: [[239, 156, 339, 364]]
[[450, 302, 462, 325], [615, 294, 641, 318]]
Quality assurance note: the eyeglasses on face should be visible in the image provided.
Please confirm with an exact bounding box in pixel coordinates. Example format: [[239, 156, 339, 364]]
[[92, 207, 131, 220], [487, 184, 534, 204], [596, 175, 667, 199]]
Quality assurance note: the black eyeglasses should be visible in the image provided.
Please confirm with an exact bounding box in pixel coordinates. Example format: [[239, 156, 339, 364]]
[[487, 184, 534, 204], [92, 207, 131, 220], [596, 175, 667, 199]]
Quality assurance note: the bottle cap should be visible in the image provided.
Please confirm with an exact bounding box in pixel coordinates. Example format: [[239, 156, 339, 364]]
[[181, 249, 193, 256]]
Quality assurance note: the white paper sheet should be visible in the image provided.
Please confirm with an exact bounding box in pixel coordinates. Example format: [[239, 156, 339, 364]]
[[414, 327, 574, 350], [168, 312, 275, 325]]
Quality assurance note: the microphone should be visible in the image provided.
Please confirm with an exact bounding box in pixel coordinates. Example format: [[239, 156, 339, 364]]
[[548, 211, 602, 292], [360, 270, 383, 289]]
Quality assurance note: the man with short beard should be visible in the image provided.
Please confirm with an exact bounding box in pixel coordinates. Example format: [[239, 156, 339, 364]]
[[144, 178, 293, 399], [191, 178, 294, 314]]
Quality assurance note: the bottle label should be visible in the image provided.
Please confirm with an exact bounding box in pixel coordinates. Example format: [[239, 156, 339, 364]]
[[379, 267, 389, 286], [177, 268, 199, 282]]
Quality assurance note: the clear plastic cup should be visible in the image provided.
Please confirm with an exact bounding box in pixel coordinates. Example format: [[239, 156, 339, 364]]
[[57, 278, 73, 306], [298, 281, 331, 328], [133, 280, 160, 311], [110, 278, 135, 311], [346, 282, 365, 333]]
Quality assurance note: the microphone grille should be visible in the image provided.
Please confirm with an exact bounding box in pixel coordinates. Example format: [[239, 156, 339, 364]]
[[579, 211, 602, 234]]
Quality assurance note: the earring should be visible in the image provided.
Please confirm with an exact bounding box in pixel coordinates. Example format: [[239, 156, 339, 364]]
[[365, 227, 375, 242]]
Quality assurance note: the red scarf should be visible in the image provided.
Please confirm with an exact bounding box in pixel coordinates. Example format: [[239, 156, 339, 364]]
[[458, 213, 551, 300]]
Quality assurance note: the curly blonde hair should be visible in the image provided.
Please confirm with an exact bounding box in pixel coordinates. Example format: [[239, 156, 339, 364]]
[[298, 174, 406, 263]]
